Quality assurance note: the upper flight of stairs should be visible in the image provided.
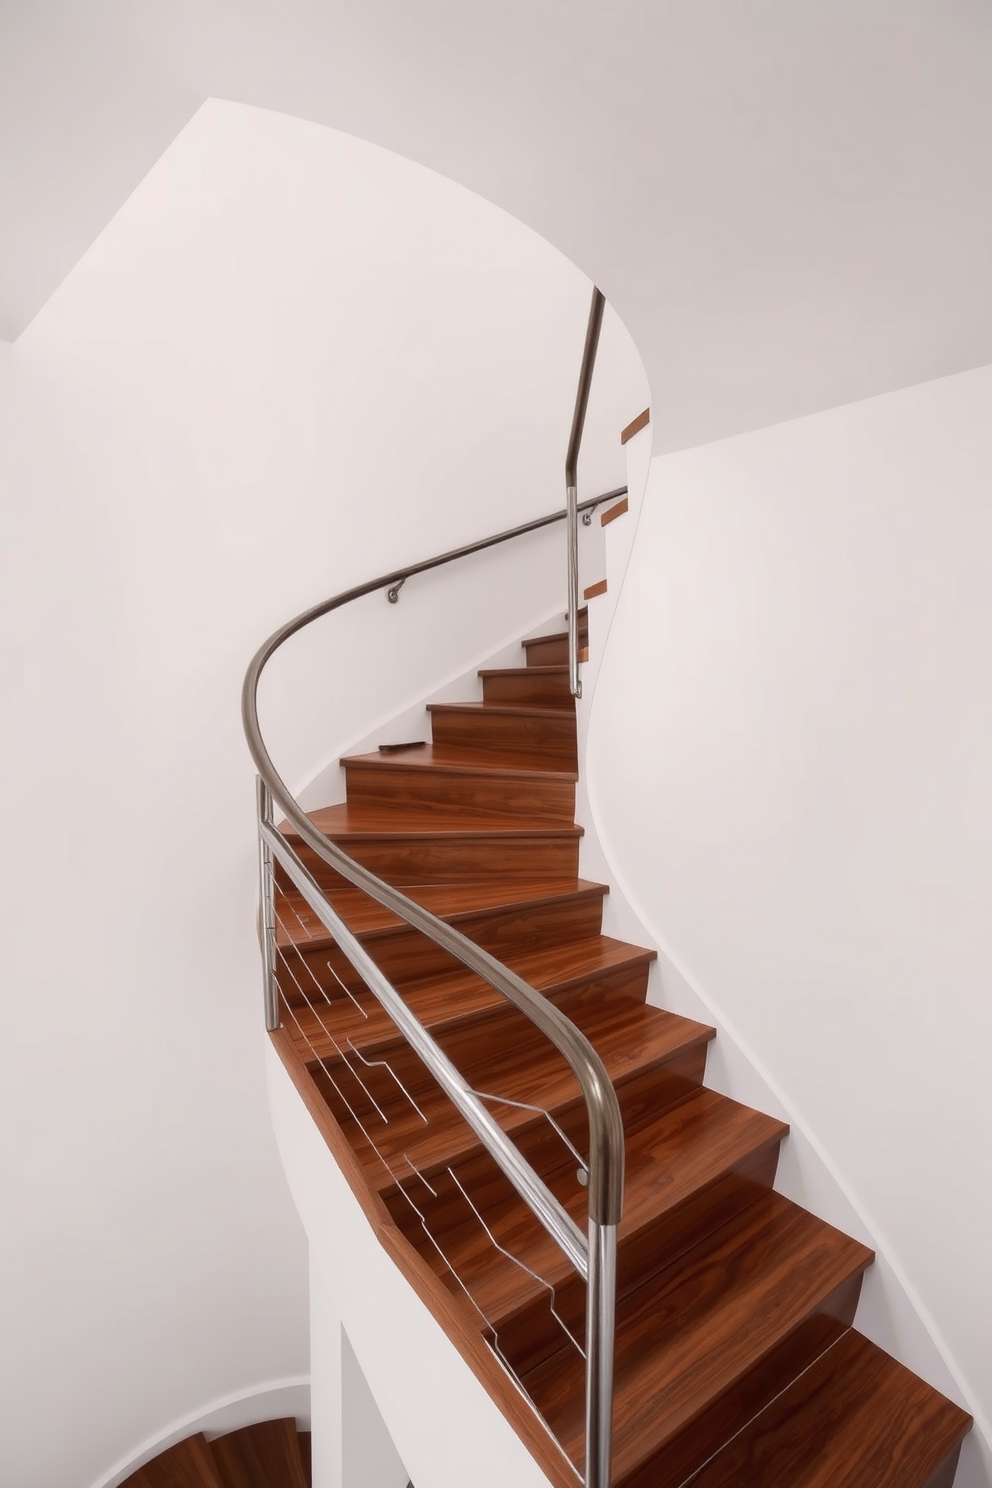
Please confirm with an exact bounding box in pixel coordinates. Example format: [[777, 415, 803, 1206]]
[[120, 1418, 311, 1488], [269, 601, 972, 1487]]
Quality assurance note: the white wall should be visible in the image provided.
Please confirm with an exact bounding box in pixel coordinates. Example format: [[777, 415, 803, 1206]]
[[588, 365, 992, 1461], [0, 99, 645, 1488]]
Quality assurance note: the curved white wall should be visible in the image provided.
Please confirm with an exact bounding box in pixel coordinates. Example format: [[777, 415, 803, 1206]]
[[0, 99, 645, 1488], [587, 365, 992, 1480]]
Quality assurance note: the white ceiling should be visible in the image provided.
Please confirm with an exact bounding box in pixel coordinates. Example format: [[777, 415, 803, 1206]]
[[2, 0, 991, 448]]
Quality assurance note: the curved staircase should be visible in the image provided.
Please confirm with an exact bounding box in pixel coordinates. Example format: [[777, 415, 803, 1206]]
[[266, 600, 972, 1487], [120, 1418, 311, 1488]]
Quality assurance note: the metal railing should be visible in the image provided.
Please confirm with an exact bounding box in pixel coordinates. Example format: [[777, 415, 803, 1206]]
[[565, 288, 606, 699], [243, 290, 621, 1486]]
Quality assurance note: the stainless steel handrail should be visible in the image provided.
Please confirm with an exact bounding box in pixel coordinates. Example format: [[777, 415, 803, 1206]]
[[565, 288, 606, 699], [244, 493, 626, 1488]]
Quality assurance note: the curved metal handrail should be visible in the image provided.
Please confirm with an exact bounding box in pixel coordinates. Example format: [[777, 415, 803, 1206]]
[[241, 490, 627, 1225]]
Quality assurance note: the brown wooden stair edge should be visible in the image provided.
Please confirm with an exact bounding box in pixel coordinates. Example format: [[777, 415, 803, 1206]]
[[601, 495, 629, 526], [583, 578, 608, 601], [268, 1025, 579, 1488], [208, 1418, 309, 1488], [341, 743, 578, 781], [274, 876, 609, 950], [621, 407, 650, 445]]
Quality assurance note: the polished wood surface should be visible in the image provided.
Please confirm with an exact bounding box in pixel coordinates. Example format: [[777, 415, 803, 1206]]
[[523, 1191, 873, 1486], [620, 407, 650, 444], [601, 495, 629, 526], [266, 610, 971, 1488], [283, 935, 655, 1053], [343, 741, 576, 821], [685, 1329, 971, 1488], [583, 577, 608, 601], [427, 701, 578, 767], [120, 1434, 223, 1488], [209, 1419, 309, 1488], [478, 665, 574, 710]]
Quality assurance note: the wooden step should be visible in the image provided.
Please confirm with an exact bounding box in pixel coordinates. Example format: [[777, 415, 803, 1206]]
[[209, 1419, 309, 1488], [342, 742, 576, 821], [284, 934, 654, 1048], [297, 1432, 311, 1488], [684, 1328, 971, 1488], [478, 666, 574, 711], [521, 612, 588, 670], [427, 702, 577, 767], [281, 802, 582, 885], [275, 878, 609, 997], [312, 999, 715, 1192], [391, 1087, 788, 1377], [120, 1434, 223, 1488], [522, 1191, 874, 1488]]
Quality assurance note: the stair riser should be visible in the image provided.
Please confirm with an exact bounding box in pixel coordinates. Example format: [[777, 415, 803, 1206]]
[[429, 709, 577, 768], [277, 890, 607, 999], [344, 763, 576, 822], [616, 1274, 867, 1488], [294, 960, 652, 1069], [494, 1143, 785, 1378], [522, 637, 584, 668], [279, 832, 580, 886], [481, 673, 575, 710]]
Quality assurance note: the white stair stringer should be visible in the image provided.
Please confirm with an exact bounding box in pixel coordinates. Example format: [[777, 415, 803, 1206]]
[[265, 1039, 557, 1488]]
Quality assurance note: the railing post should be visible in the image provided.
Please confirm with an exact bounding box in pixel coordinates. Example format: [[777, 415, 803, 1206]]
[[564, 286, 606, 700], [256, 776, 280, 1032], [585, 1219, 617, 1488], [567, 482, 582, 699]]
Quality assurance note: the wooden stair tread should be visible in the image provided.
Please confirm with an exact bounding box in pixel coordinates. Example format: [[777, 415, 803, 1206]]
[[209, 1419, 309, 1488], [296, 802, 583, 839], [427, 700, 573, 721], [342, 742, 577, 779], [120, 1434, 224, 1488], [288, 935, 655, 1060], [687, 1328, 972, 1488], [477, 666, 569, 678], [318, 999, 715, 1184], [275, 877, 607, 947], [523, 1191, 874, 1482], [415, 1087, 788, 1325]]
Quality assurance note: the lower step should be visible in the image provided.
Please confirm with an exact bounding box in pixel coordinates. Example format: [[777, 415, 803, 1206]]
[[683, 1328, 971, 1488]]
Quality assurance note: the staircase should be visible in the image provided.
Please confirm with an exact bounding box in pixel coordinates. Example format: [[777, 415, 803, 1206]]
[[120, 1418, 311, 1487], [266, 602, 972, 1487]]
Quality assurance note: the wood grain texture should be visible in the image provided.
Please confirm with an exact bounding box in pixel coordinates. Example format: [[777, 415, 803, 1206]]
[[276, 879, 611, 998], [523, 1191, 873, 1486], [281, 802, 583, 885], [311, 1000, 714, 1192], [684, 1329, 971, 1488], [284, 935, 655, 1055], [208, 1419, 309, 1488], [478, 666, 575, 711], [119, 1434, 223, 1488], [343, 745, 576, 821], [620, 407, 650, 444], [427, 702, 577, 767]]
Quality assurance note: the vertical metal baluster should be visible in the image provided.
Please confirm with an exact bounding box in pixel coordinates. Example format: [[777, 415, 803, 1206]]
[[257, 776, 280, 1031], [567, 482, 582, 700], [564, 286, 605, 701], [585, 1219, 618, 1488]]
